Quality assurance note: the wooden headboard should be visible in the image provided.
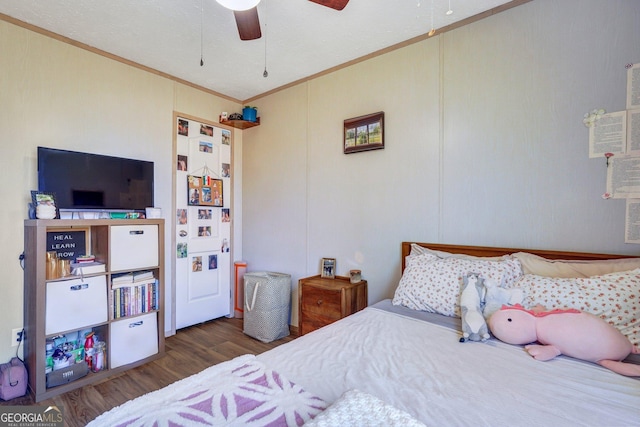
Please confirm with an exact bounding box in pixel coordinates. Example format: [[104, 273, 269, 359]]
[[401, 242, 635, 272]]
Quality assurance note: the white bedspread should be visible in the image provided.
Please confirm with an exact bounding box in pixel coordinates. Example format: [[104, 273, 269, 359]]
[[257, 304, 640, 427]]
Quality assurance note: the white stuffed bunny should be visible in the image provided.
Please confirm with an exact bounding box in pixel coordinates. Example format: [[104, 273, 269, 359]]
[[459, 273, 490, 342]]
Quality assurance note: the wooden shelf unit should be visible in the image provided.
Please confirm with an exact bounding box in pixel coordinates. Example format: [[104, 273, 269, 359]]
[[23, 218, 165, 402], [223, 117, 260, 129]]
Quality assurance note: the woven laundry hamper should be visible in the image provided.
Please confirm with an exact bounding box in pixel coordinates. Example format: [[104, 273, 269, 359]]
[[243, 272, 291, 342]]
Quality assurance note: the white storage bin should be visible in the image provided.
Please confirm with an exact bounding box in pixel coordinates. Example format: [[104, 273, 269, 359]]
[[110, 312, 158, 368], [46, 276, 108, 335], [110, 225, 158, 271], [244, 272, 291, 343]]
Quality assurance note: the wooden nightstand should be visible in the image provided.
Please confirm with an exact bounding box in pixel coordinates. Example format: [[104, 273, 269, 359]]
[[298, 275, 368, 335]]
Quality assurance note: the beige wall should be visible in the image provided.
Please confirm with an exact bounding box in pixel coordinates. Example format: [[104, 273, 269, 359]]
[[242, 0, 640, 325], [2, 0, 640, 362], [0, 19, 240, 362]]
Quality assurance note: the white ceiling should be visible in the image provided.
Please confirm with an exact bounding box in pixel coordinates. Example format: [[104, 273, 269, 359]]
[[0, 0, 518, 102]]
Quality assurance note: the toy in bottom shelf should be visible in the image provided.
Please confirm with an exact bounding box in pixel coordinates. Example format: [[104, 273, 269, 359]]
[[46, 329, 107, 375], [46, 333, 84, 374]]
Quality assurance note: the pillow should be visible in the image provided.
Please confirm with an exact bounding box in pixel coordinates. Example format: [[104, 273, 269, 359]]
[[409, 243, 506, 261], [512, 252, 640, 278], [393, 253, 523, 317], [304, 389, 426, 427], [517, 269, 640, 346]]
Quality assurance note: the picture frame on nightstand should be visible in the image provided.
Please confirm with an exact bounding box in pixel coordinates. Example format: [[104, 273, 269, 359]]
[[320, 258, 336, 279]]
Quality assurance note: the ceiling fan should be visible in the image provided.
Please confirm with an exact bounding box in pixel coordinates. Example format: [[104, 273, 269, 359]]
[[216, 0, 350, 41]]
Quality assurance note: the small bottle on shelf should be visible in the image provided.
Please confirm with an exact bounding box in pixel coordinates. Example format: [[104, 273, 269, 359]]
[[84, 331, 94, 370], [92, 341, 106, 372]]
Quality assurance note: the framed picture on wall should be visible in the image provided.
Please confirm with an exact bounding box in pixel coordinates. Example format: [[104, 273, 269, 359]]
[[187, 175, 223, 207], [344, 112, 384, 154]]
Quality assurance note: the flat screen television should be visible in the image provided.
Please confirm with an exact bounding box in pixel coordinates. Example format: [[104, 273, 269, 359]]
[[38, 147, 154, 212]]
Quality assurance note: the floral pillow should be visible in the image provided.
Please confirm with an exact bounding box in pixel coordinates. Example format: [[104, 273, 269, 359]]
[[517, 269, 640, 346], [392, 253, 523, 317]]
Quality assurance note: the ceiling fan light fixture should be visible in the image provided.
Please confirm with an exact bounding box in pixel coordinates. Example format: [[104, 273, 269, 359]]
[[216, 0, 261, 11]]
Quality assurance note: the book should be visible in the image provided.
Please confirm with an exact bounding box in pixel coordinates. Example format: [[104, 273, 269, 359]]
[[111, 270, 154, 286], [111, 280, 159, 318], [112, 277, 155, 290], [71, 261, 106, 275]]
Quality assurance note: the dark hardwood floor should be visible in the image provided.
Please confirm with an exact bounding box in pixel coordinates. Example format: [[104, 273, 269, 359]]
[[1, 317, 297, 426]]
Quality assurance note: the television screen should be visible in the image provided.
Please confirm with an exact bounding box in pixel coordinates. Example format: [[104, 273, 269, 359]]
[[38, 147, 154, 211]]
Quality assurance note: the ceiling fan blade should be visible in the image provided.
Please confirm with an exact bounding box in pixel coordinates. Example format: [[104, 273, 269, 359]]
[[234, 7, 261, 40], [308, 0, 349, 11]]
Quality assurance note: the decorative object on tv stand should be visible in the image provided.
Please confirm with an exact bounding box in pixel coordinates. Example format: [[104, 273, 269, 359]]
[[145, 207, 162, 218], [242, 106, 258, 122], [31, 191, 59, 219]]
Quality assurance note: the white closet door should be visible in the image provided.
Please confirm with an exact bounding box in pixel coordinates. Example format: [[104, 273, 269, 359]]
[[175, 122, 232, 329]]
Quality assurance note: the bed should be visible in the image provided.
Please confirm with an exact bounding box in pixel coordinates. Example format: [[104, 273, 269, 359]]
[[89, 242, 640, 427]]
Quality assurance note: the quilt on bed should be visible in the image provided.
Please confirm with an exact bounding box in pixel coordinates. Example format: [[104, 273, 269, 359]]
[[257, 303, 640, 427], [87, 354, 326, 427], [89, 305, 640, 426]]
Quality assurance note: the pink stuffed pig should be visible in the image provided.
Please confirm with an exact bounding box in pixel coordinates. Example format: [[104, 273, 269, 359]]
[[488, 304, 640, 377]]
